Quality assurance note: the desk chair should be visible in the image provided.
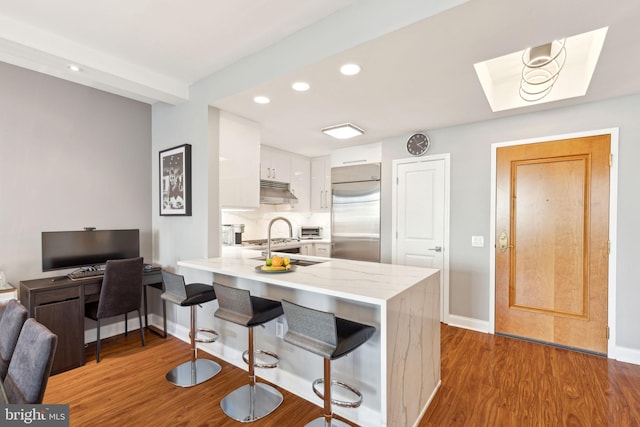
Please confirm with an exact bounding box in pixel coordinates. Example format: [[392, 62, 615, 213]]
[[85, 257, 145, 362], [281, 300, 376, 427], [3, 318, 57, 404], [0, 299, 28, 380], [213, 282, 284, 423], [160, 271, 221, 387]]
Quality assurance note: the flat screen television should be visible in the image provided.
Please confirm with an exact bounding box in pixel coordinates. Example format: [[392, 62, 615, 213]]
[[42, 229, 140, 271]]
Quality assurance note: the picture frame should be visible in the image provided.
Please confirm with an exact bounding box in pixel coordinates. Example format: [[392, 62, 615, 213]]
[[159, 144, 192, 216]]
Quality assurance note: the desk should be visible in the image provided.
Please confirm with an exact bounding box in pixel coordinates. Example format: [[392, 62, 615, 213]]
[[19, 270, 163, 374]]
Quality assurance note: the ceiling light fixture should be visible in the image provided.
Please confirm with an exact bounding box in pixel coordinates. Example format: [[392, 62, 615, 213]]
[[67, 64, 81, 72], [253, 95, 270, 104], [292, 81, 310, 92], [340, 63, 361, 76], [519, 38, 566, 102], [321, 123, 364, 139]]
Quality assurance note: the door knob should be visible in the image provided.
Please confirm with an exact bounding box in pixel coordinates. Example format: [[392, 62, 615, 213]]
[[428, 246, 442, 252], [498, 231, 514, 252]]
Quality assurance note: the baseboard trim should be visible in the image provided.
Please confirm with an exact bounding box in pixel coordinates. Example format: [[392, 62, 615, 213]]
[[445, 314, 489, 333], [613, 345, 640, 365]]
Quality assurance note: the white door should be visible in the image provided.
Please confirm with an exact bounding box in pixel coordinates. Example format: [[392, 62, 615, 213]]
[[393, 155, 449, 321]]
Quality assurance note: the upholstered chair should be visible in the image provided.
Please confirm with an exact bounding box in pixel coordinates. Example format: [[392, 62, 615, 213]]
[[4, 318, 58, 404], [85, 257, 145, 362], [0, 299, 28, 380]]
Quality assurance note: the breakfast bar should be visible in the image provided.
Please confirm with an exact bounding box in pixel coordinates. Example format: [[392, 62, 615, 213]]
[[178, 255, 440, 427]]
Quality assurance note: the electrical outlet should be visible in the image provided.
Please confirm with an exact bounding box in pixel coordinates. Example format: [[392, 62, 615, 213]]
[[276, 319, 284, 338]]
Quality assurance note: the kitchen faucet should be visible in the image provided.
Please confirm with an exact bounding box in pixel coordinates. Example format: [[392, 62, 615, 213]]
[[267, 216, 293, 260]]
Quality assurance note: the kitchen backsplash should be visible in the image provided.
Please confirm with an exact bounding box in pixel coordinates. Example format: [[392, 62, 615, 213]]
[[221, 206, 330, 241]]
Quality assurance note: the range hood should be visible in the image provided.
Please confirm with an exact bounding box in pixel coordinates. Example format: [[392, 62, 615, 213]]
[[260, 180, 298, 205]]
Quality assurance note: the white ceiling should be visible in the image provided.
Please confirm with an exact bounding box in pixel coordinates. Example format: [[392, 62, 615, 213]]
[[2, 0, 640, 157]]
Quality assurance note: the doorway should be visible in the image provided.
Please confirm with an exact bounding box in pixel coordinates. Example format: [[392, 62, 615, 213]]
[[392, 154, 450, 321], [491, 131, 616, 355]]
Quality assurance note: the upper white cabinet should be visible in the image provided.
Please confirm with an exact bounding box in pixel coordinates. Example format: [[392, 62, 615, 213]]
[[330, 141, 381, 168], [289, 154, 310, 212], [261, 146, 291, 182], [219, 111, 260, 209], [311, 156, 331, 212]]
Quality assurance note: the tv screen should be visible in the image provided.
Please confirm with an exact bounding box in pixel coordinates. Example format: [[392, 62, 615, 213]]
[[42, 229, 140, 271]]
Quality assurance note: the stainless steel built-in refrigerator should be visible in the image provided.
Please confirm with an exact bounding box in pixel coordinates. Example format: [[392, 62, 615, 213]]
[[331, 163, 381, 262]]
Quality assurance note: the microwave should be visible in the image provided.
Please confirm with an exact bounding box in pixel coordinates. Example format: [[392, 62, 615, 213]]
[[300, 226, 323, 240]]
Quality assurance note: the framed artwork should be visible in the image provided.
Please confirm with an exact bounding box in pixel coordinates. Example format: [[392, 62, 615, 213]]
[[159, 144, 192, 216]]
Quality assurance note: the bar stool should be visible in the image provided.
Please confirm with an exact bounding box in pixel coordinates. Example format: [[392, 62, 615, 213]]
[[281, 300, 376, 427], [212, 282, 284, 423], [161, 271, 221, 387]]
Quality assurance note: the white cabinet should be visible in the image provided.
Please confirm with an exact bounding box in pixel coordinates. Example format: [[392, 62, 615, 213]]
[[311, 156, 331, 212], [289, 154, 310, 212], [314, 243, 332, 257], [261, 146, 290, 182], [300, 243, 313, 256], [219, 111, 260, 209], [299, 242, 331, 257], [330, 141, 381, 168]]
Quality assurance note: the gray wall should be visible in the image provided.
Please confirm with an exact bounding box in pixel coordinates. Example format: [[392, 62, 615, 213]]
[[0, 62, 152, 285], [381, 94, 640, 351]]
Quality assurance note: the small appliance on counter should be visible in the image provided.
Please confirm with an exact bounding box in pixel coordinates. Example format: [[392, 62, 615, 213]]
[[300, 226, 323, 240], [222, 224, 245, 246]]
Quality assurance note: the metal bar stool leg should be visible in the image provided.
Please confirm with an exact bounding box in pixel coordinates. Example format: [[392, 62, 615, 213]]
[[165, 305, 221, 387], [219, 326, 283, 422], [324, 358, 332, 426]]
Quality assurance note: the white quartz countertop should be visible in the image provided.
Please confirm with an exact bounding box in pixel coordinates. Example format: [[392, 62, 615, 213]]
[[178, 254, 438, 306]]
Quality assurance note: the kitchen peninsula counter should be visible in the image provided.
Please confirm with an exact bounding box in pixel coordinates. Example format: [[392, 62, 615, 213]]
[[178, 255, 440, 427]]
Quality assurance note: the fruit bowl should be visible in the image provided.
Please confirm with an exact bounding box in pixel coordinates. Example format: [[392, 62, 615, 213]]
[[255, 265, 297, 274]]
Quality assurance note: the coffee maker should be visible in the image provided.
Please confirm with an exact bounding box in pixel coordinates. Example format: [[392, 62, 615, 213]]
[[222, 224, 245, 246]]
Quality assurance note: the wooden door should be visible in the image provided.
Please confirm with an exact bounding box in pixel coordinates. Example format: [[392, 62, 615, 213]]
[[495, 134, 610, 354]]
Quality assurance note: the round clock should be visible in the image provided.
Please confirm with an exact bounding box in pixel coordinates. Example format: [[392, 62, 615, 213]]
[[406, 133, 431, 156]]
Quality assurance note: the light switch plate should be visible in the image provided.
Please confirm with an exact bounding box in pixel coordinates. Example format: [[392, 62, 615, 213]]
[[471, 236, 484, 247]]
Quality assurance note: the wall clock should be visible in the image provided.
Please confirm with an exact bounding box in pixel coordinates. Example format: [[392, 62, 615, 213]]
[[406, 133, 431, 156]]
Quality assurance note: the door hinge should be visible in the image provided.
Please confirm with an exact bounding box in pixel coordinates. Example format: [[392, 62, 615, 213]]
[[609, 153, 613, 167], [396, 177, 399, 185], [607, 326, 610, 339], [608, 240, 611, 254]]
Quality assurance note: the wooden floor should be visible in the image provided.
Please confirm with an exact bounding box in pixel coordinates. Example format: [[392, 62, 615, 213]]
[[421, 325, 640, 427], [44, 328, 356, 427], [43, 324, 640, 426]]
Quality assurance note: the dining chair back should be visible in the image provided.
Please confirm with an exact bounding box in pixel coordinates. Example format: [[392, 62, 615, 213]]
[[85, 257, 145, 362], [0, 299, 28, 380], [3, 318, 57, 404]]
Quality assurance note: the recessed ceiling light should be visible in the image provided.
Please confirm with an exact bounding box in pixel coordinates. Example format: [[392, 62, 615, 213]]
[[340, 63, 361, 76], [67, 64, 81, 72], [321, 123, 365, 139], [292, 81, 310, 92], [253, 96, 270, 104]]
